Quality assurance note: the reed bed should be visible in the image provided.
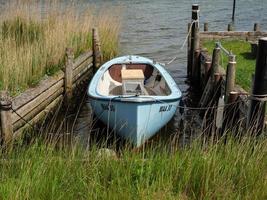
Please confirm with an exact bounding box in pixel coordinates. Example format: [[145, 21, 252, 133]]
[[0, 1, 120, 95], [0, 135, 266, 200]]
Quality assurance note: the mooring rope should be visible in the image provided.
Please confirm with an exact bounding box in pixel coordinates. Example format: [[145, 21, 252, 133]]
[[11, 107, 41, 132], [11, 92, 266, 134], [166, 19, 199, 65]]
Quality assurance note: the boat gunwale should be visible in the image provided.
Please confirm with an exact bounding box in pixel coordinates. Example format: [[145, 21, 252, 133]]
[[88, 55, 182, 103]]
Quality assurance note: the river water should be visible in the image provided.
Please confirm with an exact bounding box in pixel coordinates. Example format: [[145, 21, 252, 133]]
[[74, 0, 266, 147]]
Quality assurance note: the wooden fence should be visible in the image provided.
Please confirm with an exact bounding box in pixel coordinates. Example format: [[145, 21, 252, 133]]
[[0, 28, 102, 144], [188, 4, 267, 134]]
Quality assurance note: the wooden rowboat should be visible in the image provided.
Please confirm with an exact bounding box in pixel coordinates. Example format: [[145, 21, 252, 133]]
[[88, 55, 182, 146]]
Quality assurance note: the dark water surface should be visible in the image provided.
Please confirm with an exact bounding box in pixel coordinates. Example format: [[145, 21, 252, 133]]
[[75, 0, 266, 146]]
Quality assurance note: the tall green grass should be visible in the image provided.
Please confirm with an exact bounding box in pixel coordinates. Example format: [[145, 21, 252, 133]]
[[0, 136, 266, 199], [0, 1, 120, 95]]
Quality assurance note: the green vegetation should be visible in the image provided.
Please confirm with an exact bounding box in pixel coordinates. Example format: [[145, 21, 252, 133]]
[[203, 40, 255, 91], [0, 1, 120, 95], [0, 136, 266, 199]]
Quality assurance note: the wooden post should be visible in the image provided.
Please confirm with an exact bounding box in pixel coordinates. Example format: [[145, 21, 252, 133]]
[[210, 45, 221, 79], [254, 23, 260, 32], [190, 4, 200, 82], [64, 48, 74, 104], [192, 48, 201, 83], [232, 0, 236, 21], [204, 60, 212, 85], [92, 28, 102, 73], [248, 37, 267, 134], [223, 91, 239, 131], [187, 23, 192, 77], [190, 4, 199, 78], [204, 22, 208, 32], [0, 91, 13, 144], [228, 23, 233, 31], [225, 54, 236, 102]]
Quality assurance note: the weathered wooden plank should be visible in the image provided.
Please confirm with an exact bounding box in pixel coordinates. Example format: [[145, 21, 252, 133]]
[[73, 63, 93, 83], [73, 51, 93, 70], [13, 88, 64, 131], [13, 71, 64, 110], [73, 57, 93, 77], [73, 68, 93, 88], [199, 31, 267, 41], [13, 95, 63, 139], [12, 80, 64, 123]]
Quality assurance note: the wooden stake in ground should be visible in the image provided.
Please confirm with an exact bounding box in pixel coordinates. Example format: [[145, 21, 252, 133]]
[[0, 91, 13, 145], [225, 54, 236, 102], [248, 37, 267, 134], [92, 28, 102, 73], [64, 48, 74, 105]]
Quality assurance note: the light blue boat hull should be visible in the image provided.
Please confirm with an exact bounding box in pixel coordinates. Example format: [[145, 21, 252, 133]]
[[89, 99, 179, 146], [88, 55, 182, 147]]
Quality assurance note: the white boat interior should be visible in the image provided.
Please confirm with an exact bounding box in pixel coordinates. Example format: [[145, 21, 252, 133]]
[[97, 63, 171, 96]]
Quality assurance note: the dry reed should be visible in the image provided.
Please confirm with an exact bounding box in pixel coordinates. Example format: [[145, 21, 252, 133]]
[[0, 0, 121, 95]]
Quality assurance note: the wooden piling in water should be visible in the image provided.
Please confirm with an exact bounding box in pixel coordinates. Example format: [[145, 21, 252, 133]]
[[0, 91, 13, 144], [232, 0, 236, 21], [248, 37, 267, 134], [204, 22, 208, 32], [187, 23, 192, 77], [254, 23, 260, 32], [225, 54, 236, 102], [92, 28, 102, 73], [64, 48, 74, 104], [228, 23, 233, 31], [190, 4, 200, 82], [189, 4, 200, 80]]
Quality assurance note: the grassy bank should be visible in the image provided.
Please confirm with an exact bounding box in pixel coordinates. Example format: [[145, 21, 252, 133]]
[[0, 137, 266, 199], [203, 40, 255, 91], [0, 1, 120, 95]]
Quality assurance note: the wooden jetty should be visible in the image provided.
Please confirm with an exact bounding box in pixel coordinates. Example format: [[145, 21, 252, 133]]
[[188, 5, 267, 135]]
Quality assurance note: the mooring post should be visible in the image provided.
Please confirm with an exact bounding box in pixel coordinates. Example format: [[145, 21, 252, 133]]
[[232, 0, 236, 21], [92, 28, 102, 73], [0, 91, 13, 145], [210, 44, 221, 80], [224, 91, 239, 130], [204, 60, 212, 85], [227, 23, 234, 31], [248, 37, 267, 134], [254, 23, 260, 32], [187, 23, 192, 77], [64, 48, 74, 104], [225, 54, 236, 102], [190, 4, 200, 82], [204, 22, 208, 32]]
